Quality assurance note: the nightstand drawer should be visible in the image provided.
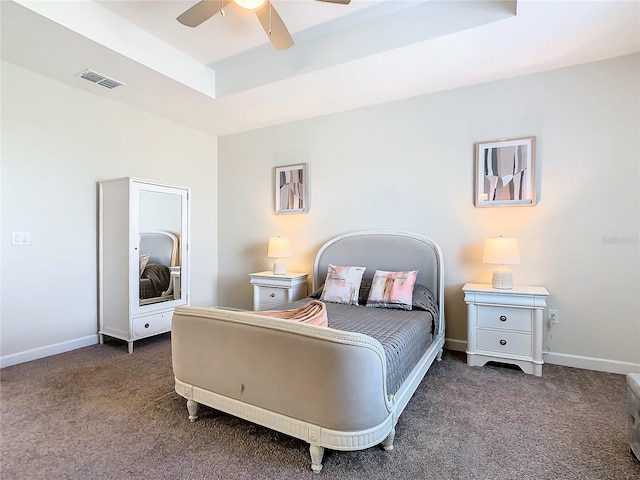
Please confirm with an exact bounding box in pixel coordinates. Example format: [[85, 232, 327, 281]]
[[259, 287, 286, 304], [477, 306, 531, 332], [476, 329, 532, 357]]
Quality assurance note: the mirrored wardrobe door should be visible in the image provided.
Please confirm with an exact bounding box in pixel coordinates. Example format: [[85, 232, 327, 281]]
[[132, 182, 189, 314]]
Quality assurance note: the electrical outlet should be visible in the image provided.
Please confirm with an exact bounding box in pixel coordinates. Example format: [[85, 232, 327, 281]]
[[549, 309, 559, 325]]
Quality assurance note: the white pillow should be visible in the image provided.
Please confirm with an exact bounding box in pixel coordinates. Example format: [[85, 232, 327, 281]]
[[139, 254, 150, 277], [320, 264, 366, 305]]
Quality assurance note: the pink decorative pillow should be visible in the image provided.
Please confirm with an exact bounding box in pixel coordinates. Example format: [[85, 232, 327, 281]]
[[366, 270, 418, 310], [320, 264, 366, 305]]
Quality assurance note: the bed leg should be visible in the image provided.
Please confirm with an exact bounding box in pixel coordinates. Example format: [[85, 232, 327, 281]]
[[382, 427, 395, 451], [187, 400, 199, 422], [309, 444, 324, 473], [436, 348, 443, 361]]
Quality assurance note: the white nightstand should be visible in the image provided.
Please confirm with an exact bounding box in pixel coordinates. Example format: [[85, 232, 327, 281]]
[[463, 283, 549, 377], [249, 271, 309, 311]]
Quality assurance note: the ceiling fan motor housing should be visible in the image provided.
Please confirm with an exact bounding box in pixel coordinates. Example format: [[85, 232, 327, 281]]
[[177, 0, 351, 50]]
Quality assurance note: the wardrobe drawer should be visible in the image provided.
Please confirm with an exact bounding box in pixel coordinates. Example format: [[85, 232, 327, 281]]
[[476, 329, 532, 357], [259, 287, 286, 304], [133, 312, 172, 338], [477, 306, 531, 332]]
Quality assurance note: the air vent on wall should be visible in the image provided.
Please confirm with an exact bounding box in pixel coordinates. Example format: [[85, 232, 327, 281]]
[[76, 69, 125, 90]]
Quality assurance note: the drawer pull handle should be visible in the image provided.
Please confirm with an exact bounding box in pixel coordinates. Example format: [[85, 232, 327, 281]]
[[270, 293, 276, 298], [500, 315, 507, 322], [144, 323, 150, 329], [499, 339, 507, 346]]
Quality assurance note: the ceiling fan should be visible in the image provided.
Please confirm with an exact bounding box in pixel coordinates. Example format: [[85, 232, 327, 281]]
[[177, 0, 351, 51]]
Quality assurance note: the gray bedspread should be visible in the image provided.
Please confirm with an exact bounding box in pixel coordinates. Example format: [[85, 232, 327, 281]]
[[274, 299, 436, 395]]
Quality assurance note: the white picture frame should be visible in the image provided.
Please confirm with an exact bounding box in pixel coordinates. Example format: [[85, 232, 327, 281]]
[[274, 163, 308, 214], [474, 136, 536, 207]]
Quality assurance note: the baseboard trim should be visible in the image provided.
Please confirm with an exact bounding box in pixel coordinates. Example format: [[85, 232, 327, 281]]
[[444, 338, 640, 375], [0, 335, 99, 369], [543, 351, 640, 375], [445, 338, 467, 352]]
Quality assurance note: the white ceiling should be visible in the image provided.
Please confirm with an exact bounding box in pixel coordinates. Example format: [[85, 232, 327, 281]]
[[2, 0, 639, 137]]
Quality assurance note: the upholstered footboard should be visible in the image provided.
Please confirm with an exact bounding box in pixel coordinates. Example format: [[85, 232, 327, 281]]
[[175, 377, 395, 472], [172, 305, 444, 472]]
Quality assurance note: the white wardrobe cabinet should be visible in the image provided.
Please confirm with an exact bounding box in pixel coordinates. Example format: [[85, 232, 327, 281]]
[[98, 177, 190, 353]]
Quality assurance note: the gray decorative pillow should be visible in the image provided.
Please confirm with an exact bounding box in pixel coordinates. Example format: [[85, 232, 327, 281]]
[[413, 284, 439, 334], [412, 284, 437, 312], [358, 279, 373, 305]]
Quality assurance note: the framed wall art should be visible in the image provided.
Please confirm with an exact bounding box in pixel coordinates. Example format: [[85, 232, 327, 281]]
[[274, 163, 308, 214], [474, 136, 536, 207]]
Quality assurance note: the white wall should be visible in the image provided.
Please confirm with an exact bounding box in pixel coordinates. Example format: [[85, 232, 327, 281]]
[[218, 54, 639, 373], [1, 61, 219, 365]]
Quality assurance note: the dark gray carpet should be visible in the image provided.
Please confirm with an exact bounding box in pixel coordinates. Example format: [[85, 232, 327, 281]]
[[1, 334, 638, 480]]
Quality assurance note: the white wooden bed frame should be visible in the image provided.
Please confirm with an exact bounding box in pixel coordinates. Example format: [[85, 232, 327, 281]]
[[172, 230, 445, 472]]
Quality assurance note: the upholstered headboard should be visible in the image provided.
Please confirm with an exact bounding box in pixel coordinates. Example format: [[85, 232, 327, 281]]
[[139, 231, 179, 267], [312, 230, 444, 328]]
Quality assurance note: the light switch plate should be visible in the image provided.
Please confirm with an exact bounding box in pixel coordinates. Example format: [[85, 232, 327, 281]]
[[12, 232, 31, 245]]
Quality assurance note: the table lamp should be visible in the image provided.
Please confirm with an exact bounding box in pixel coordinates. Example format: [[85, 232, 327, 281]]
[[267, 236, 292, 275], [483, 236, 520, 289]]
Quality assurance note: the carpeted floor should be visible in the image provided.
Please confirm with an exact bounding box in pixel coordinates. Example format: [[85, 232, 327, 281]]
[[1, 334, 638, 480]]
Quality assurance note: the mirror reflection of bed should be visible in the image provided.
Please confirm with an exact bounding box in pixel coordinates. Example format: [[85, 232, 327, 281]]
[[139, 231, 181, 306]]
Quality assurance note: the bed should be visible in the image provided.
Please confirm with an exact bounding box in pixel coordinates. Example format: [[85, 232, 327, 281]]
[[171, 230, 445, 472], [139, 230, 181, 304]]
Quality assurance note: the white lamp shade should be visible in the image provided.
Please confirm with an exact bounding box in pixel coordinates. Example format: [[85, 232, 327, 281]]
[[268, 236, 291, 275], [483, 237, 520, 289], [483, 237, 520, 265], [267, 236, 292, 259]]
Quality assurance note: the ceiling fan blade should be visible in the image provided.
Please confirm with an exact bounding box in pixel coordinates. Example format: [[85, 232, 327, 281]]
[[314, 0, 351, 4], [256, 1, 294, 50], [177, 0, 231, 27]]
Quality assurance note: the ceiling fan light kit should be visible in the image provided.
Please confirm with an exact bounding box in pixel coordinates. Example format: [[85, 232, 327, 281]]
[[177, 0, 351, 50], [234, 0, 266, 10]]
